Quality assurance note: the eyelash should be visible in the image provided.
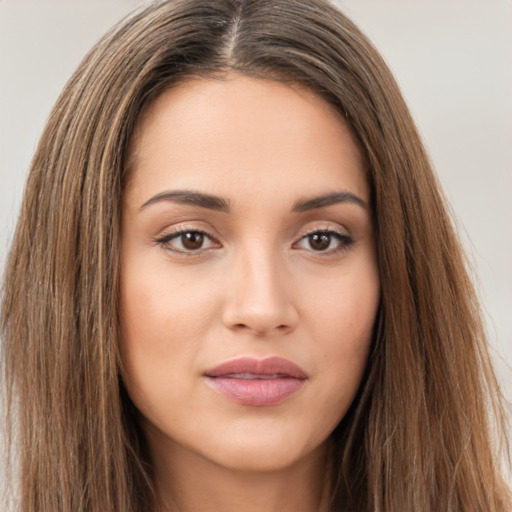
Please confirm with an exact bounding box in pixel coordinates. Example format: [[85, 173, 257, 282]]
[[154, 226, 355, 256], [293, 228, 355, 255], [154, 227, 220, 255]]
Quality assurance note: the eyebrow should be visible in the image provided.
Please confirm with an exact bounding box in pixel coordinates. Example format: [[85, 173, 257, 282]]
[[138, 189, 367, 213], [292, 191, 367, 212], [139, 190, 231, 212]]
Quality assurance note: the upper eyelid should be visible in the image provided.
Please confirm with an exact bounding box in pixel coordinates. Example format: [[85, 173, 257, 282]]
[[157, 226, 212, 238], [155, 222, 219, 239], [153, 221, 352, 244], [154, 229, 220, 256], [299, 226, 346, 236], [294, 228, 353, 245], [295, 222, 351, 238]]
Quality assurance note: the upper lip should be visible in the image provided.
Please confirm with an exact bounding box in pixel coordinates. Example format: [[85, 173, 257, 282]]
[[205, 356, 308, 379]]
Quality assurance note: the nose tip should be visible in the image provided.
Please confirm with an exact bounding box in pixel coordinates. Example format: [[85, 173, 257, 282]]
[[221, 260, 299, 337]]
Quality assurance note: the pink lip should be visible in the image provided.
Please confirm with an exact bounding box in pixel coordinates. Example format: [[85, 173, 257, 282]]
[[204, 357, 308, 406]]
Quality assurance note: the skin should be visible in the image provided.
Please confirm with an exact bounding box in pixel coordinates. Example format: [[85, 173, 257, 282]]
[[120, 73, 380, 512]]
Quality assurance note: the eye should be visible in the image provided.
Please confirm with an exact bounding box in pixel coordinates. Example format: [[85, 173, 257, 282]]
[[155, 229, 220, 254], [294, 230, 354, 254]]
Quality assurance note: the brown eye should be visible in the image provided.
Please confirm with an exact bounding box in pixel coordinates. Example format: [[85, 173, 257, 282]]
[[156, 229, 219, 254], [181, 232, 204, 250], [308, 233, 331, 251], [294, 229, 355, 254]]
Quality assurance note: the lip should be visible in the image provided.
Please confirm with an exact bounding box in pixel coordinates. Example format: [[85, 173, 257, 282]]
[[204, 356, 308, 406]]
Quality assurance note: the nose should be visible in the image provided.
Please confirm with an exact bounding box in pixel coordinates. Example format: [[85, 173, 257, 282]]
[[221, 248, 299, 336]]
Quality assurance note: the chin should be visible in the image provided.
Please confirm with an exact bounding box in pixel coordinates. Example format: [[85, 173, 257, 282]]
[[207, 445, 320, 474], [192, 421, 330, 474]]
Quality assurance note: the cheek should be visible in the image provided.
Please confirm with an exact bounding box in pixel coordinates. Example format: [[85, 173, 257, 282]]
[[118, 261, 218, 413], [304, 259, 379, 414], [306, 254, 379, 347], [120, 255, 219, 347]]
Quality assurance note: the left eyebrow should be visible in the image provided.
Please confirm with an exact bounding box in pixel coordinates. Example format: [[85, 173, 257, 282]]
[[292, 191, 368, 212]]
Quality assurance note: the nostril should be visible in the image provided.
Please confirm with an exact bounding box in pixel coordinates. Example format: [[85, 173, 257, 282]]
[[232, 323, 289, 336], [222, 288, 299, 335]]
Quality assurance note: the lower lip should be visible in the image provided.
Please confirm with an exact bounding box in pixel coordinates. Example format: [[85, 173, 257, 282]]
[[206, 377, 305, 406]]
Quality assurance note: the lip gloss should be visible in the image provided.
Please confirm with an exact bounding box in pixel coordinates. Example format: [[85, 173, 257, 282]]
[[204, 356, 308, 406]]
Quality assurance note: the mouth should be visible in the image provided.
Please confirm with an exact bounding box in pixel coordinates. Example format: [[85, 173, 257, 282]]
[[204, 356, 308, 406]]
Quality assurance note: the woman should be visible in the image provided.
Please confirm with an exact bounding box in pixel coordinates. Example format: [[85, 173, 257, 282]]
[[1, 0, 510, 511]]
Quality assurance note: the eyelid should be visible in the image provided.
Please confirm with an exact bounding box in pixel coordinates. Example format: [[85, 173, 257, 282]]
[[295, 221, 351, 240], [292, 223, 355, 255], [154, 223, 222, 254], [153, 221, 355, 257]]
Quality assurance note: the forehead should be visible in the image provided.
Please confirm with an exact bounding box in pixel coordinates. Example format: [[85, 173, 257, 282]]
[[126, 74, 368, 207]]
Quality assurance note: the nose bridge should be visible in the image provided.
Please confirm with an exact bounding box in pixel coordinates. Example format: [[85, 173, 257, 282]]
[[222, 239, 298, 335]]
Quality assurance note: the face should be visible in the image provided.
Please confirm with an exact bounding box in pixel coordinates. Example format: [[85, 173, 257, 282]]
[[120, 74, 380, 474]]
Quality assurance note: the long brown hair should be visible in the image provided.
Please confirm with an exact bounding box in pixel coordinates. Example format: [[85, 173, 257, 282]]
[[1, 0, 510, 510]]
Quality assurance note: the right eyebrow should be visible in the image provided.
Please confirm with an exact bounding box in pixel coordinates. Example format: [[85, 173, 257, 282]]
[[138, 190, 231, 212]]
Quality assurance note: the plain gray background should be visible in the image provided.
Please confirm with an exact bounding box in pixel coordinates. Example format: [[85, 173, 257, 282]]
[[1, 0, 511, 444]]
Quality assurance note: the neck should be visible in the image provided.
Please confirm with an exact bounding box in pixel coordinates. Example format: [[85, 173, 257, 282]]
[[148, 430, 334, 512]]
